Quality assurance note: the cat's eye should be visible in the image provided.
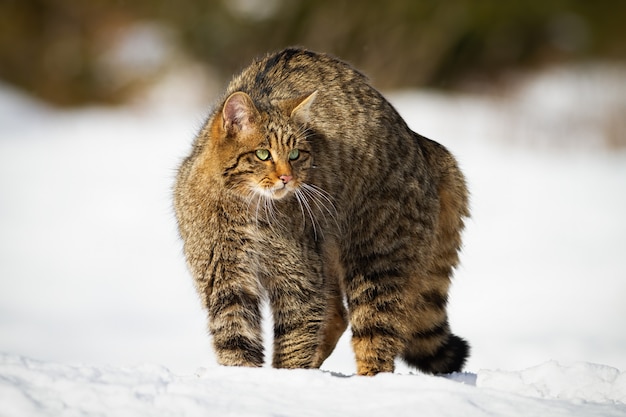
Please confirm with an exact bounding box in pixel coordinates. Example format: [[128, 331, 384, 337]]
[[255, 149, 271, 161], [288, 149, 300, 161]]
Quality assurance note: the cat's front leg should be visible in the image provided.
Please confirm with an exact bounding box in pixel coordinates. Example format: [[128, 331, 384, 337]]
[[265, 273, 329, 369], [207, 271, 265, 367]]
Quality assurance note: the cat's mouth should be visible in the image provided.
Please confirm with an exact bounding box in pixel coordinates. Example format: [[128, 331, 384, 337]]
[[255, 182, 296, 200]]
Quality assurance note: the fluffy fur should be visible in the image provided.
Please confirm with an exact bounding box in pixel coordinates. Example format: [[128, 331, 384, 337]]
[[174, 48, 470, 375]]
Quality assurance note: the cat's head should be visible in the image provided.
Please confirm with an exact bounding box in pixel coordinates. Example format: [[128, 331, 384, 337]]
[[208, 90, 317, 201]]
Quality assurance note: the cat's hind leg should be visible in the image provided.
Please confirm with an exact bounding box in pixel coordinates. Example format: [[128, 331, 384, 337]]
[[316, 240, 348, 365], [315, 289, 348, 365], [346, 272, 408, 376], [400, 165, 470, 374]]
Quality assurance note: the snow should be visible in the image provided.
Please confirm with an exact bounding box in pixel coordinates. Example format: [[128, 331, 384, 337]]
[[478, 361, 626, 404], [2, 353, 625, 417], [1, 63, 626, 416]]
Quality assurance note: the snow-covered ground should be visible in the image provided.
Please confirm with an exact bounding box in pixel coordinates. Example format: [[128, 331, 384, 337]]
[[2, 353, 625, 416], [1, 63, 625, 416]]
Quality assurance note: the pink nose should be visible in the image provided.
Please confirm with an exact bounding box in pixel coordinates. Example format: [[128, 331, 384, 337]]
[[279, 175, 292, 184]]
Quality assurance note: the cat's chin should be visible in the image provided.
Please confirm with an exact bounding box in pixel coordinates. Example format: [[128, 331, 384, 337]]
[[254, 186, 293, 201]]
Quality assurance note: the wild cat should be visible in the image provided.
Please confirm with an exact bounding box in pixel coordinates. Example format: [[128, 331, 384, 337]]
[[174, 48, 470, 376]]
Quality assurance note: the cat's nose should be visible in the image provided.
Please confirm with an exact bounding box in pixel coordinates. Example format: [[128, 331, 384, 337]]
[[279, 175, 293, 184]]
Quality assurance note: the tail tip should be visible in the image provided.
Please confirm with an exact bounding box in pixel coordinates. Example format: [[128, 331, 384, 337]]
[[404, 333, 470, 375]]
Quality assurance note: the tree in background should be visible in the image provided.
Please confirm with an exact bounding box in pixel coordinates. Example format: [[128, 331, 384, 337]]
[[1, 0, 624, 106]]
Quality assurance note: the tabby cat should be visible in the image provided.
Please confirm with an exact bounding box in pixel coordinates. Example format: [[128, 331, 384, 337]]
[[174, 48, 470, 376]]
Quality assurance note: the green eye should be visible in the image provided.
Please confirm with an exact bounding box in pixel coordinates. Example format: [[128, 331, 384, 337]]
[[288, 149, 300, 160], [255, 149, 271, 161]]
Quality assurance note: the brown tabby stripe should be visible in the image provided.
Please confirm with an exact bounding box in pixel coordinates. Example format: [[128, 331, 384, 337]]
[[403, 334, 469, 374], [174, 48, 470, 375]]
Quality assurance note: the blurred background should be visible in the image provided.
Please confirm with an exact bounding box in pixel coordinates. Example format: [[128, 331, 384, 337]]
[[1, 0, 625, 374], [1, 0, 625, 106]]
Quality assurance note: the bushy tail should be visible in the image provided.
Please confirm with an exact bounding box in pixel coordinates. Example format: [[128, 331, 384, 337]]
[[402, 333, 470, 375]]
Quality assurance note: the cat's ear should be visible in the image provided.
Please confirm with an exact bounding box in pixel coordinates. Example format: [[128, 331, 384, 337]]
[[221, 92, 260, 136], [290, 90, 318, 125]]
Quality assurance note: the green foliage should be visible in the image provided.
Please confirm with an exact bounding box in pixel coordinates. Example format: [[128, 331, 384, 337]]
[[1, 0, 624, 105]]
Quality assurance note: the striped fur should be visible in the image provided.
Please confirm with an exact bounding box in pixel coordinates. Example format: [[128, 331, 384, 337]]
[[174, 48, 469, 375]]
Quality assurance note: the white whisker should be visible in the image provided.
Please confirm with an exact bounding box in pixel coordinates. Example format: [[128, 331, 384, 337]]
[[294, 190, 308, 231], [264, 195, 273, 228], [265, 191, 289, 234], [293, 125, 312, 142], [244, 180, 337, 240], [299, 183, 340, 232], [295, 188, 320, 240]]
